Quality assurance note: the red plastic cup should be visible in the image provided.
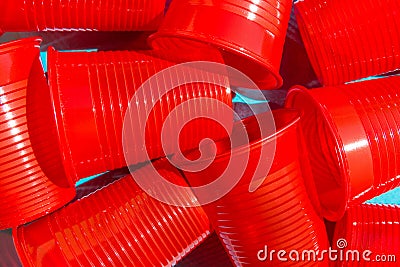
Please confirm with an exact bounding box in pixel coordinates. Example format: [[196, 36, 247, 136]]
[[148, 0, 293, 89], [295, 0, 400, 85], [46, 48, 233, 185], [0, 0, 165, 32], [13, 160, 211, 267], [179, 110, 329, 266], [286, 76, 400, 221], [0, 37, 75, 229], [333, 204, 400, 266]]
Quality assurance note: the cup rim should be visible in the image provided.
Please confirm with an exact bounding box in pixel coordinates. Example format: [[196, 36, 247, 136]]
[[47, 47, 77, 186], [285, 85, 375, 221], [0, 37, 41, 55], [286, 86, 349, 221], [149, 30, 283, 89], [174, 109, 298, 168]]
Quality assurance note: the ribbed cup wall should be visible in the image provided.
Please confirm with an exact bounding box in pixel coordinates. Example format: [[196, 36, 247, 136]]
[[209, 0, 291, 37], [0, 38, 75, 229], [340, 78, 400, 199], [333, 204, 400, 267], [14, 161, 211, 267], [0, 0, 165, 31], [295, 0, 400, 85], [211, 161, 328, 266], [47, 48, 232, 185]]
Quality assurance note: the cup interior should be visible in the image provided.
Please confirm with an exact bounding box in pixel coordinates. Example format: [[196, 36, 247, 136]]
[[286, 87, 348, 221]]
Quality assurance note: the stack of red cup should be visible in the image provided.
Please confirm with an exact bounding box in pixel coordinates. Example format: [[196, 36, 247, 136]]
[[1, 0, 399, 266]]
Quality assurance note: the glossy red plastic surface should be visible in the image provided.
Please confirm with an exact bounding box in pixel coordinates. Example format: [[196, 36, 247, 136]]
[[333, 204, 400, 266], [0, 0, 165, 32], [0, 37, 75, 229], [149, 0, 293, 89], [295, 0, 400, 85], [46, 48, 233, 185], [180, 110, 329, 266], [14, 160, 211, 267], [286, 76, 400, 221]]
